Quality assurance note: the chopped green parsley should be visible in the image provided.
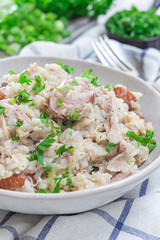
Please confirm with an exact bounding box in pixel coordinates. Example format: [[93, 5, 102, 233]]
[[74, 108, 81, 121], [66, 107, 81, 128], [53, 167, 72, 193], [13, 121, 23, 127], [66, 178, 73, 188], [56, 97, 63, 106], [50, 120, 61, 137], [56, 144, 69, 155], [9, 97, 17, 105], [90, 166, 98, 173], [36, 134, 55, 166], [32, 75, 45, 93], [126, 130, 156, 153], [44, 166, 52, 174], [61, 86, 72, 91], [39, 112, 50, 127], [0, 105, 5, 115], [81, 68, 99, 86], [17, 70, 32, 85], [11, 136, 20, 141], [68, 130, 72, 136], [56, 61, 74, 74], [29, 102, 36, 109], [26, 155, 37, 162], [69, 147, 75, 153], [105, 84, 112, 91], [17, 89, 32, 104], [105, 142, 116, 153], [9, 70, 17, 75], [70, 79, 79, 86], [35, 189, 47, 193]]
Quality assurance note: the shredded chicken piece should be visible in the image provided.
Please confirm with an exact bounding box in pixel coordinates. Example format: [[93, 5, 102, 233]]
[[15, 107, 31, 123], [4, 141, 11, 157], [50, 81, 94, 118], [106, 93, 122, 144], [107, 141, 130, 172], [0, 114, 10, 140], [111, 170, 134, 182]]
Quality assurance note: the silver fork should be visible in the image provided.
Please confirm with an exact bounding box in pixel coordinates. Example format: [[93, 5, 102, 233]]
[[92, 35, 160, 92]]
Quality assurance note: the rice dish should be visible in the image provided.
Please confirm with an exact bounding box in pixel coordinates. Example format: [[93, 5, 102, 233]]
[[0, 62, 156, 193]]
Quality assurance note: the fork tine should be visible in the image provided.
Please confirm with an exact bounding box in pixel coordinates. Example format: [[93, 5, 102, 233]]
[[91, 40, 120, 70], [103, 35, 138, 74], [91, 41, 111, 66], [98, 36, 130, 72]]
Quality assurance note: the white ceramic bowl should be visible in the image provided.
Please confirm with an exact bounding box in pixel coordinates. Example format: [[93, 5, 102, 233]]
[[0, 56, 160, 215]]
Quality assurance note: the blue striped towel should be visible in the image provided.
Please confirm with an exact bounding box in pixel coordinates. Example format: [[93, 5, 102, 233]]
[[1, 35, 160, 240]]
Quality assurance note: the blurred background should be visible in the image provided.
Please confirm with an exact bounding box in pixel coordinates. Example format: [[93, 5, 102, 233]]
[[0, 0, 159, 58]]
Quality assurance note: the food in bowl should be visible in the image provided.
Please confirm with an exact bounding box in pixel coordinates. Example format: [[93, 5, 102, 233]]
[[0, 62, 156, 193], [106, 7, 160, 40]]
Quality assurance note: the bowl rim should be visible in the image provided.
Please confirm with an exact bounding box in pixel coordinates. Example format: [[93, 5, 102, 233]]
[[0, 55, 160, 200], [106, 26, 160, 43]]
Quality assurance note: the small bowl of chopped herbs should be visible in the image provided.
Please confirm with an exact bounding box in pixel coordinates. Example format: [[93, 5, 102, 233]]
[[105, 7, 160, 49]]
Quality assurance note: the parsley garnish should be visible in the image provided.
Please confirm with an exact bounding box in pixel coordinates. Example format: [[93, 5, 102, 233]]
[[105, 84, 112, 91], [74, 108, 81, 121], [56, 61, 74, 74], [29, 102, 36, 109], [90, 166, 98, 173], [66, 178, 72, 188], [61, 87, 72, 91], [39, 112, 50, 127], [66, 107, 81, 128], [50, 120, 61, 137], [44, 166, 52, 174], [69, 147, 75, 153], [36, 134, 55, 166], [68, 130, 72, 136], [9, 155, 12, 159], [126, 130, 156, 153], [11, 136, 20, 141], [0, 105, 5, 115], [9, 97, 17, 105], [32, 75, 45, 93], [55, 86, 72, 91], [26, 155, 37, 162], [56, 97, 63, 106], [70, 79, 79, 86], [17, 89, 32, 104], [81, 68, 99, 86], [9, 70, 17, 75], [35, 189, 47, 193], [53, 167, 72, 193], [13, 121, 23, 127], [56, 144, 69, 155], [105, 142, 116, 153], [67, 107, 74, 128], [17, 70, 32, 85]]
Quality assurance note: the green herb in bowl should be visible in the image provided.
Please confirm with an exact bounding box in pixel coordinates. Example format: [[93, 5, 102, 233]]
[[106, 7, 160, 40]]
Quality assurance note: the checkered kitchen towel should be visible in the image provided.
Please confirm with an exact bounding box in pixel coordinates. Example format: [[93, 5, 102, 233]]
[[1, 4, 160, 239]]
